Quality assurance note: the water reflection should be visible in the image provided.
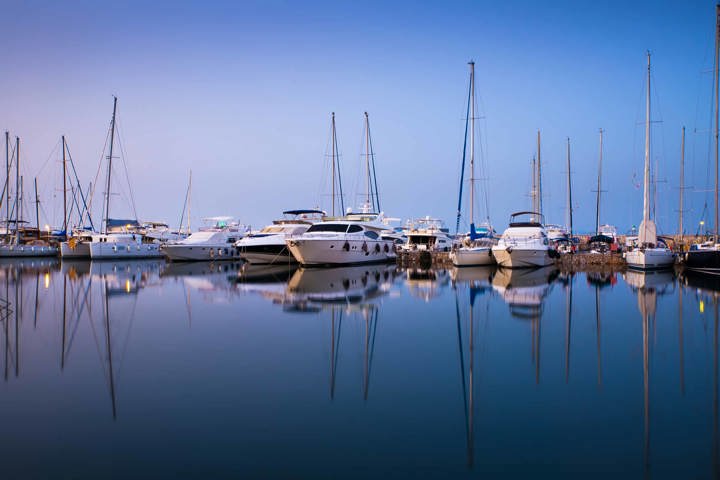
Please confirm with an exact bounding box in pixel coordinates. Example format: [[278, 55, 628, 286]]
[[0, 260, 720, 477]]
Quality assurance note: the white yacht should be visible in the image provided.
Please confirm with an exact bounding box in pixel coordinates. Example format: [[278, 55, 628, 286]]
[[237, 210, 324, 264], [400, 217, 453, 252], [624, 53, 674, 270], [161, 217, 246, 262], [491, 212, 556, 268], [286, 211, 396, 266]]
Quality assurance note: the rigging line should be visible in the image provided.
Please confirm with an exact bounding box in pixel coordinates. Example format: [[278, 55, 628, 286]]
[[335, 124, 345, 214], [367, 119, 381, 212], [94, 119, 112, 227], [114, 118, 139, 221], [32, 137, 61, 181], [177, 172, 191, 233], [0, 142, 17, 215], [455, 73, 472, 235], [367, 308, 379, 392], [64, 141, 95, 230]]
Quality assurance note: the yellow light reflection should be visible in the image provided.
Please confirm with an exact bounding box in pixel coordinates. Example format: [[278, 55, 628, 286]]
[[125, 279, 131, 293], [44, 273, 50, 289], [700, 300, 705, 314]]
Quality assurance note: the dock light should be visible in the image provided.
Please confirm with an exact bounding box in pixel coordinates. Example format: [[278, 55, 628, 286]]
[[701, 300, 705, 314], [43, 273, 50, 289], [125, 279, 131, 293], [44, 224, 50, 232]]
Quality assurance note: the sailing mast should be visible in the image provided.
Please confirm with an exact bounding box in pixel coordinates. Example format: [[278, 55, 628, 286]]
[[14, 137, 19, 245], [537, 130, 542, 217], [715, 3, 719, 241], [596, 129, 604, 235], [329, 112, 344, 216], [62, 136, 67, 233], [34, 178, 40, 240], [639, 52, 654, 246], [469, 61, 476, 229], [566, 137, 573, 238], [679, 126, 685, 241], [103, 96, 118, 235], [364, 112, 372, 211], [4, 132, 8, 236]]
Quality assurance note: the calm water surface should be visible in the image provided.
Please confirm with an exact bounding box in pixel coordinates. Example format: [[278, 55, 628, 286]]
[[0, 259, 717, 479]]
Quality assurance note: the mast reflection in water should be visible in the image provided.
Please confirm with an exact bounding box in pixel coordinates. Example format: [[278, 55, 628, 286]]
[[0, 260, 719, 478]]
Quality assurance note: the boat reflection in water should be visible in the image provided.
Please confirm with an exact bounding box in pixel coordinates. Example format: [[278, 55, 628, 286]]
[[234, 263, 299, 308], [452, 264, 495, 467], [493, 266, 557, 383], [283, 266, 398, 400], [624, 269, 674, 476], [405, 267, 450, 301], [286, 265, 397, 308], [161, 261, 242, 304], [492, 266, 558, 319]]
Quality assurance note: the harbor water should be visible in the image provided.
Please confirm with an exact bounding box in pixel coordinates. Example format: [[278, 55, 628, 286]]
[[0, 259, 717, 478]]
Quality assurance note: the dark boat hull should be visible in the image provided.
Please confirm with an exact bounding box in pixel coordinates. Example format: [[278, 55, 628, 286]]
[[684, 249, 720, 274]]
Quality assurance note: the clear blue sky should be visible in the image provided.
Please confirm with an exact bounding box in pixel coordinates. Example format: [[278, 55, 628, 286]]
[[0, 0, 716, 234]]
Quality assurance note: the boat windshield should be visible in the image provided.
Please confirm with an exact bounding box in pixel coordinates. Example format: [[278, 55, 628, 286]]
[[305, 224, 350, 233]]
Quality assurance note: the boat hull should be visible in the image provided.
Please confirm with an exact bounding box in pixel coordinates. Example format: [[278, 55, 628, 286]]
[[0, 245, 58, 257], [684, 249, 720, 274], [491, 246, 554, 268], [60, 241, 91, 258], [451, 247, 496, 266], [161, 244, 241, 262], [239, 243, 296, 265], [89, 242, 163, 260], [624, 248, 675, 270], [286, 238, 396, 266]]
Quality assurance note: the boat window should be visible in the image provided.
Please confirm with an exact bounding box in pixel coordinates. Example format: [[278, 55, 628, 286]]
[[261, 226, 285, 233], [364, 231, 379, 240], [347, 225, 363, 233], [306, 224, 349, 233]]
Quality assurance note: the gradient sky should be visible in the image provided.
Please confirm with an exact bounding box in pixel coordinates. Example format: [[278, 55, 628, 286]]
[[0, 0, 717, 234]]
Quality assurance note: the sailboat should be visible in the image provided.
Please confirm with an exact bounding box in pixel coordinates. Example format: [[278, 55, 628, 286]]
[[624, 53, 675, 270], [451, 61, 496, 267], [685, 5, 720, 273], [286, 112, 396, 266], [0, 135, 57, 257], [74, 97, 163, 260]]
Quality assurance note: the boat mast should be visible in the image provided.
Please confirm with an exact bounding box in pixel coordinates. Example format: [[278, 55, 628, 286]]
[[62, 135, 67, 234], [531, 155, 537, 215], [104, 96, 118, 235], [34, 178, 40, 240], [679, 126, 685, 239], [469, 61, 475, 226], [14, 137, 19, 245], [188, 170, 192, 233], [566, 137, 573, 237], [715, 3, 720, 241], [643, 52, 652, 231], [537, 130, 542, 218], [596, 128, 604, 235], [4, 131, 8, 235], [365, 111, 371, 211]]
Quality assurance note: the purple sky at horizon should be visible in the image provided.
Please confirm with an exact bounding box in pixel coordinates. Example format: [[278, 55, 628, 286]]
[[0, 0, 717, 234]]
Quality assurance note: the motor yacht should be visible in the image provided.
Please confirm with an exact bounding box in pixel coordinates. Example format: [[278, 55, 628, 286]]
[[491, 212, 556, 268], [400, 217, 453, 252], [237, 210, 324, 264], [161, 217, 246, 262], [286, 211, 396, 266]]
